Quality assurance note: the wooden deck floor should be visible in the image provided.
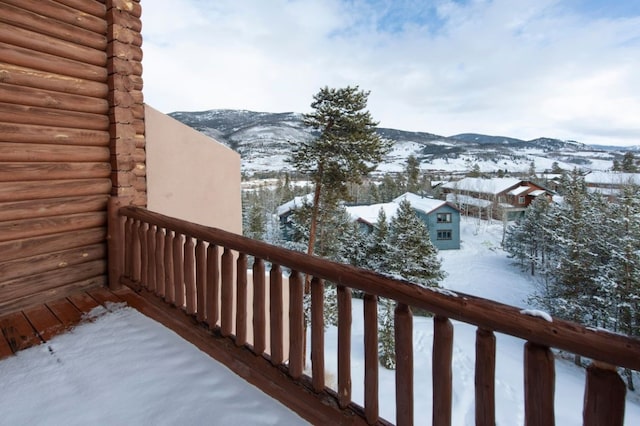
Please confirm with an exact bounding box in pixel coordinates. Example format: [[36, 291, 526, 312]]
[[0, 285, 372, 425], [0, 287, 125, 360]]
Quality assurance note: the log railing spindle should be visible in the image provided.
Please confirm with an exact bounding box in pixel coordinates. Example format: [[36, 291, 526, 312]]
[[475, 328, 496, 426], [524, 342, 555, 426], [252, 258, 266, 355], [583, 362, 626, 426], [337, 285, 352, 409], [221, 248, 234, 337], [235, 253, 248, 346], [147, 225, 157, 293], [155, 227, 165, 298], [172, 233, 184, 309], [124, 217, 133, 278], [164, 230, 175, 305], [433, 315, 454, 426], [195, 240, 207, 322], [311, 276, 325, 393], [364, 293, 379, 424], [205, 244, 219, 328], [395, 303, 413, 426], [270, 264, 284, 365], [139, 222, 148, 287], [288, 270, 304, 379], [184, 237, 196, 315], [131, 219, 141, 283]]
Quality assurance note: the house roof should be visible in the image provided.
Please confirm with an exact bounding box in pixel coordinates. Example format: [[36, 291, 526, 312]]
[[584, 172, 640, 186], [507, 186, 530, 196], [276, 193, 314, 216], [393, 192, 454, 214], [442, 178, 523, 195], [345, 202, 399, 225]]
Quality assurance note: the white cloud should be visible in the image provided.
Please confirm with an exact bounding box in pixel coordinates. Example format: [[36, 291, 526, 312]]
[[141, 0, 640, 146]]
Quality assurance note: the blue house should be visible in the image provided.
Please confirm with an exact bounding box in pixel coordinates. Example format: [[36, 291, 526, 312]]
[[346, 192, 461, 250]]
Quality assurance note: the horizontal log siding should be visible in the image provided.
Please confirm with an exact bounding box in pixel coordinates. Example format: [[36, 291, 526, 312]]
[[0, 0, 113, 314]]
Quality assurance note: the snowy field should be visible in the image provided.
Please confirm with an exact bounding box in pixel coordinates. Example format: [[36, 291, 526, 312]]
[[0, 217, 638, 425]]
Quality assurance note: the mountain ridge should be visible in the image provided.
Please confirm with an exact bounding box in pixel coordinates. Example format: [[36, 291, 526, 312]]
[[169, 109, 633, 176]]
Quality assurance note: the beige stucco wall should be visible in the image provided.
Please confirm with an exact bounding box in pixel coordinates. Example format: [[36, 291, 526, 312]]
[[145, 104, 242, 234]]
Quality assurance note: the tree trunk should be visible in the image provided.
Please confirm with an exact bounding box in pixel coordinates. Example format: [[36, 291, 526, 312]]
[[305, 165, 323, 291]]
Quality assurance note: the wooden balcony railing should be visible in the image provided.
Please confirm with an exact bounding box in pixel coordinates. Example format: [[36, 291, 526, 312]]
[[110, 204, 640, 426]]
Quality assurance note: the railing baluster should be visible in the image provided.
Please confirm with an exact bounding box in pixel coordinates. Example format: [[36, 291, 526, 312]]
[[364, 293, 379, 424], [147, 225, 156, 293], [221, 248, 234, 337], [270, 264, 284, 365], [433, 315, 453, 426], [131, 219, 141, 283], [524, 342, 555, 426], [236, 253, 248, 346], [395, 303, 413, 426], [124, 217, 133, 279], [311, 276, 325, 392], [583, 361, 626, 426], [139, 222, 148, 287], [288, 270, 304, 379], [173, 233, 184, 309], [475, 328, 496, 426], [184, 237, 196, 315], [155, 227, 165, 298], [206, 244, 219, 328], [164, 230, 175, 305], [253, 258, 266, 355], [195, 240, 207, 322], [337, 285, 352, 409]]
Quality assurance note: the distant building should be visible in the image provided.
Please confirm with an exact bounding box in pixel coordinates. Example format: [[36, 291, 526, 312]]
[[441, 177, 552, 220], [346, 192, 461, 250], [584, 172, 640, 200]]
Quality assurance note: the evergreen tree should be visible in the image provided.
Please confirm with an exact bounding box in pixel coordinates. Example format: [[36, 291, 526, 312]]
[[405, 155, 421, 193], [289, 86, 392, 260], [621, 152, 638, 172], [378, 297, 396, 369], [387, 199, 445, 287]]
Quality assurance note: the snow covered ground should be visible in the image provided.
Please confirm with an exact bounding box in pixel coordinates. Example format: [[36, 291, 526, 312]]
[[0, 217, 637, 425]]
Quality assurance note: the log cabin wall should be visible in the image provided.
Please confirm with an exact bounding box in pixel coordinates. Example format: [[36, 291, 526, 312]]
[[0, 0, 145, 314]]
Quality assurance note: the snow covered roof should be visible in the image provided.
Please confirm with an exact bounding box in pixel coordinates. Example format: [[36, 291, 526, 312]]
[[584, 172, 640, 186], [442, 178, 522, 195], [276, 193, 314, 216], [529, 189, 546, 196], [345, 202, 399, 225], [507, 186, 529, 196], [393, 192, 450, 214], [446, 193, 493, 208]]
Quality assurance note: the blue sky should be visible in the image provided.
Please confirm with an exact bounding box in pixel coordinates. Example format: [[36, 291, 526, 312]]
[[141, 0, 640, 146]]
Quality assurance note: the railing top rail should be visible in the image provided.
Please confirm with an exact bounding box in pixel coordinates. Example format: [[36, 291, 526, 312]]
[[119, 206, 640, 371]]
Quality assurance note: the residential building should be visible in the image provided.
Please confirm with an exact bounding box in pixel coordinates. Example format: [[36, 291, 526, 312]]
[[441, 177, 552, 220], [584, 171, 640, 200]]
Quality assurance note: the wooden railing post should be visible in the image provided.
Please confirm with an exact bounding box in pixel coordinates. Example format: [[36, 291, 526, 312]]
[[583, 362, 626, 426], [288, 270, 304, 379], [311, 277, 325, 392], [252, 258, 266, 355], [155, 227, 165, 298], [206, 244, 219, 328], [184, 237, 196, 315], [433, 315, 453, 426], [221, 248, 234, 337], [270, 264, 284, 365], [337, 285, 352, 409], [131, 219, 141, 283], [147, 224, 156, 292], [364, 293, 379, 424], [524, 342, 555, 426], [236, 253, 248, 346], [195, 241, 207, 322], [475, 328, 496, 426], [395, 303, 413, 426], [164, 230, 175, 305]]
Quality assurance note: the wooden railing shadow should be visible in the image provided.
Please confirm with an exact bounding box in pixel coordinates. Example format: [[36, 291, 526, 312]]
[[110, 203, 640, 426]]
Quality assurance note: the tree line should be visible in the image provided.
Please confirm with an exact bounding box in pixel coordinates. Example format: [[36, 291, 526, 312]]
[[504, 169, 640, 389]]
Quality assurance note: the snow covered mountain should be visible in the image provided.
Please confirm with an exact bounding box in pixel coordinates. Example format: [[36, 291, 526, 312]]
[[169, 109, 630, 176]]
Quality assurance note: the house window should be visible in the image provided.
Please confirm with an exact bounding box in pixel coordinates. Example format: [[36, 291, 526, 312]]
[[518, 195, 525, 204], [437, 230, 452, 240], [436, 213, 452, 223]]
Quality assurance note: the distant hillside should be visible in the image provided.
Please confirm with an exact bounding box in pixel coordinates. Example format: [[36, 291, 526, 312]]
[[169, 109, 628, 176]]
